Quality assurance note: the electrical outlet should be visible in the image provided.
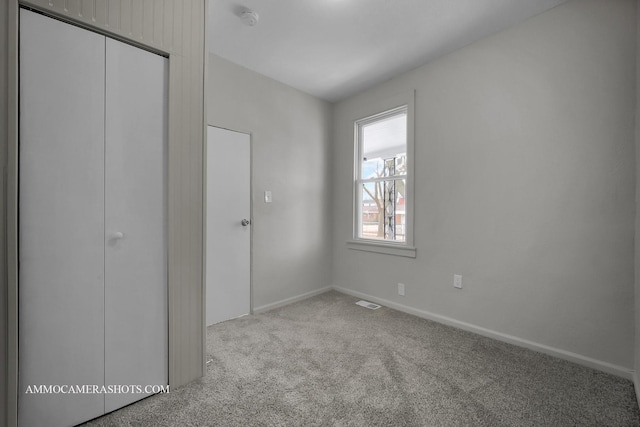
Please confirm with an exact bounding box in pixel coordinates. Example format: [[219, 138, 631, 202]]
[[398, 283, 405, 296], [454, 274, 462, 289]]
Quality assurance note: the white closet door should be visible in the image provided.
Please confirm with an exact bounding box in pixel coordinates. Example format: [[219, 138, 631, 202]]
[[19, 9, 106, 427], [104, 38, 168, 412]]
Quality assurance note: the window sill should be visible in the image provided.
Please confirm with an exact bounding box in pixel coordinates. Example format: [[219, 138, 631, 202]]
[[347, 240, 416, 258]]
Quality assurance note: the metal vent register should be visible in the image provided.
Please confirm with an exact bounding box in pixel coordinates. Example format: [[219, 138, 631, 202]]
[[355, 300, 382, 310]]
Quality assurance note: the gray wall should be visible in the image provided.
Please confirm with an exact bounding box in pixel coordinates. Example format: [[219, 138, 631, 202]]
[[333, 0, 637, 370], [208, 54, 333, 310]]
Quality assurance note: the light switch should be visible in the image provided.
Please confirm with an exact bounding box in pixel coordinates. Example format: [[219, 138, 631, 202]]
[[454, 274, 462, 289], [264, 191, 272, 203]]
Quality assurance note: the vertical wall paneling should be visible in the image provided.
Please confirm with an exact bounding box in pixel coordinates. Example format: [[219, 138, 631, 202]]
[[201, 0, 209, 376], [0, 0, 5, 422], [1, 1, 11, 425], [120, 0, 132, 37], [6, 1, 19, 426], [6, 1, 206, 424], [634, 0, 640, 405], [106, 0, 119, 31], [95, 0, 108, 25], [130, 0, 142, 39]]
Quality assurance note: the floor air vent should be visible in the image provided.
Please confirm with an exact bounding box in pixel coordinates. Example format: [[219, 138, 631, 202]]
[[356, 300, 382, 310]]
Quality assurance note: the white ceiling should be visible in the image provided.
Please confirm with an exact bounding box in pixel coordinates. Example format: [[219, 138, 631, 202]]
[[208, 0, 567, 102]]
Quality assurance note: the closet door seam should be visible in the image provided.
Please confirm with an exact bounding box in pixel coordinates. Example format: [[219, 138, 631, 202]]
[[102, 35, 107, 414]]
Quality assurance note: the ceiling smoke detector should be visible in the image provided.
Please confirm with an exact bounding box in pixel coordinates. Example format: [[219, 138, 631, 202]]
[[240, 9, 259, 27]]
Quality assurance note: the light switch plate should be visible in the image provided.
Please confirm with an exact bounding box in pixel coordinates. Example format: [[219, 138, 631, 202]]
[[264, 190, 272, 203], [398, 283, 405, 296], [454, 274, 462, 289]]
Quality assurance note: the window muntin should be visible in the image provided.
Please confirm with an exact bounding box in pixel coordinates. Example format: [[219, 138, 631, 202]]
[[355, 107, 408, 243]]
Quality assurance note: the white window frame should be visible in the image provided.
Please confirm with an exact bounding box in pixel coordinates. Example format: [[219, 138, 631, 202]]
[[347, 90, 416, 258]]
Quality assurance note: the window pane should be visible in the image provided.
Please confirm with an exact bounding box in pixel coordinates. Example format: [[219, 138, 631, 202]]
[[361, 112, 406, 179], [361, 155, 406, 179], [360, 179, 406, 242], [361, 157, 385, 179]]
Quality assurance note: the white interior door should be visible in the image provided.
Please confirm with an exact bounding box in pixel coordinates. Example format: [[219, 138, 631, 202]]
[[206, 126, 251, 326], [19, 9, 106, 427], [104, 38, 168, 412]]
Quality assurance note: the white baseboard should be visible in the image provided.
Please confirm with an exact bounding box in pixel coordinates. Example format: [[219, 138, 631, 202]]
[[332, 286, 634, 380], [253, 286, 333, 313]]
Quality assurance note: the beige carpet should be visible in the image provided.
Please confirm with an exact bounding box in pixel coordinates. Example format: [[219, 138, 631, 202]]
[[86, 290, 640, 426]]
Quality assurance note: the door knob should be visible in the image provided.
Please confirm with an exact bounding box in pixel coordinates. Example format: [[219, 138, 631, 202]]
[[241, 219, 250, 227], [113, 231, 124, 239]]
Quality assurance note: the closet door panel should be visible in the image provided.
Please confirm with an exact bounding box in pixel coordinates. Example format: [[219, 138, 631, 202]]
[[104, 38, 168, 412], [18, 9, 106, 427]]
